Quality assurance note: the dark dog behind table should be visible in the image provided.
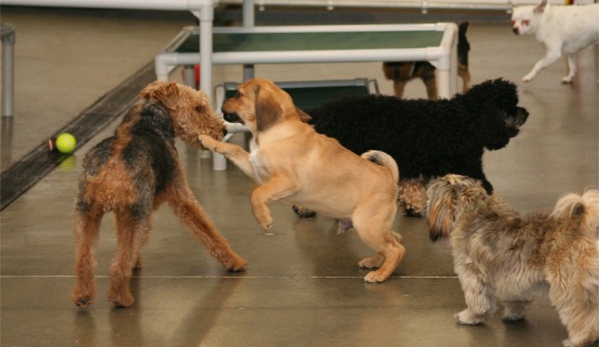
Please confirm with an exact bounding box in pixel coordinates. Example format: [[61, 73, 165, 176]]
[[383, 22, 471, 100]]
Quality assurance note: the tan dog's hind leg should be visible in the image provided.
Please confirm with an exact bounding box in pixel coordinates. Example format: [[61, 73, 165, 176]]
[[251, 175, 299, 230], [353, 208, 405, 282], [358, 231, 403, 269]]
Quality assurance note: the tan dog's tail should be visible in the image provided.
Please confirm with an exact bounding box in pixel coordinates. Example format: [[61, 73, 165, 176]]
[[361, 150, 399, 184], [551, 189, 599, 240]]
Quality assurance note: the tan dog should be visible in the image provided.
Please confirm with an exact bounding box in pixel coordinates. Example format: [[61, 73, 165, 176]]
[[200, 78, 406, 282]]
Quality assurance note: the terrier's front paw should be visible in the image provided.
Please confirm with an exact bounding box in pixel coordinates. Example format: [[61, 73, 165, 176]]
[[73, 296, 94, 309], [198, 135, 218, 152], [72, 285, 96, 309], [108, 290, 135, 308], [226, 256, 248, 272]]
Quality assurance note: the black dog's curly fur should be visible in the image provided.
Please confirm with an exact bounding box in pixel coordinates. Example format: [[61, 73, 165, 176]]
[[308, 78, 528, 196]]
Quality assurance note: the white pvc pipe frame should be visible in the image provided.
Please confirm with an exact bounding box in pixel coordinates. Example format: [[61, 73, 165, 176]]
[[3, 0, 456, 171], [156, 22, 457, 170], [156, 23, 458, 99]]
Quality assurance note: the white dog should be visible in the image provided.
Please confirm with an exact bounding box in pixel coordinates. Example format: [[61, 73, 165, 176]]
[[511, 0, 599, 83]]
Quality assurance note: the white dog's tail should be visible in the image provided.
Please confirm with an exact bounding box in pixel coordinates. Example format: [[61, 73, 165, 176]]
[[361, 150, 399, 183], [551, 189, 599, 240]]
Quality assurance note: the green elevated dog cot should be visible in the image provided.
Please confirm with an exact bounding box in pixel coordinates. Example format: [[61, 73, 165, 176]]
[[216, 78, 379, 111]]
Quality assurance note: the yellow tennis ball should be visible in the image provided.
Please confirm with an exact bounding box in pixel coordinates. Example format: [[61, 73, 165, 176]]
[[55, 133, 77, 154]]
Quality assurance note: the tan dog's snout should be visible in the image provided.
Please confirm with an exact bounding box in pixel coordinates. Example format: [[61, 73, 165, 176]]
[[222, 111, 243, 124], [221, 99, 243, 124]]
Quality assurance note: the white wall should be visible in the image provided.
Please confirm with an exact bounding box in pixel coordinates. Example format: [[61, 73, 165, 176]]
[[227, 0, 595, 10]]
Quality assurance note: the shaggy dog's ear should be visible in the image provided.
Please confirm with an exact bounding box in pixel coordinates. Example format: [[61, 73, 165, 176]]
[[426, 175, 489, 242], [426, 177, 457, 242], [255, 86, 282, 132]]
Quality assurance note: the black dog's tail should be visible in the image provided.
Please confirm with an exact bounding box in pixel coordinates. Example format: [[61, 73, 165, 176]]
[[361, 150, 400, 184]]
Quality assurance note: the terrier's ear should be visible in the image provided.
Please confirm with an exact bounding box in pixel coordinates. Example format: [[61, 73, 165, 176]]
[[255, 86, 281, 132], [140, 81, 178, 108], [534, 0, 547, 14]]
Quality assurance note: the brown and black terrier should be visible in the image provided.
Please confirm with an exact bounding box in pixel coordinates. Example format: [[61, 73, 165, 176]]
[[71, 81, 247, 309], [383, 22, 471, 100]]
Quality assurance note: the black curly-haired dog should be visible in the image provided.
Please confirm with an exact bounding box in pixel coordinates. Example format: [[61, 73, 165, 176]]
[[294, 78, 528, 217]]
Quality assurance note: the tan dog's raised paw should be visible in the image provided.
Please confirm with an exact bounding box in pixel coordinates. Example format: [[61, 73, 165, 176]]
[[198, 134, 220, 153]]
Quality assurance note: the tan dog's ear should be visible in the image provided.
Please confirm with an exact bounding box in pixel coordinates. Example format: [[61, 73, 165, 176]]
[[296, 108, 312, 123], [255, 86, 282, 132], [140, 81, 178, 109]]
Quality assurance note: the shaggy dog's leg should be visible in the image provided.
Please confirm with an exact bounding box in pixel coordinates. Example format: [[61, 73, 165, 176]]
[[72, 204, 103, 308], [547, 254, 599, 347], [454, 260, 497, 324], [502, 300, 530, 321]]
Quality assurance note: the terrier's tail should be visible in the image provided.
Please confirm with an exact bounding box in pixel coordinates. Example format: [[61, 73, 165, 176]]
[[551, 189, 599, 240], [361, 150, 399, 184]]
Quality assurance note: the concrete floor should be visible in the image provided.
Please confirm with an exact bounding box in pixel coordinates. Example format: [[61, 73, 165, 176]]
[[1, 5, 598, 347]]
